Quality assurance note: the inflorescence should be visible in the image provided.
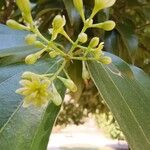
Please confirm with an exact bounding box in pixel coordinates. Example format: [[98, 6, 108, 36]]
[[7, 0, 116, 107]]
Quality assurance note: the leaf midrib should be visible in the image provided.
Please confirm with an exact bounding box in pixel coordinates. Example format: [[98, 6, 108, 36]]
[[0, 102, 22, 133], [91, 63, 150, 144]]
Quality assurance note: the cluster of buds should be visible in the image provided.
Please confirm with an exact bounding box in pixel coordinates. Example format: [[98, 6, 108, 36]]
[[6, 0, 116, 108], [81, 38, 111, 83], [87, 38, 112, 64]]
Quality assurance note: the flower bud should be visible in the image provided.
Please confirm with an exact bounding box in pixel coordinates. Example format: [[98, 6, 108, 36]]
[[16, 0, 31, 15], [73, 0, 85, 21], [6, 19, 27, 30], [82, 61, 90, 81], [99, 56, 112, 64], [25, 54, 37, 64], [102, 21, 116, 31], [93, 42, 104, 59], [89, 37, 99, 48], [51, 84, 62, 106], [92, 21, 116, 31], [25, 34, 37, 45], [97, 42, 104, 51], [52, 15, 66, 30], [58, 77, 77, 92], [85, 19, 93, 27], [92, 0, 116, 17], [22, 13, 33, 24], [73, 0, 84, 13], [49, 51, 59, 58], [78, 33, 88, 43], [34, 50, 44, 60]]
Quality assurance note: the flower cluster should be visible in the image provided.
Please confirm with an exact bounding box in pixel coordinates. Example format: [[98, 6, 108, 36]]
[[7, 0, 116, 108]]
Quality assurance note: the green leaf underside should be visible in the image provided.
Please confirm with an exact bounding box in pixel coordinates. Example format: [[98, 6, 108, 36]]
[[88, 53, 150, 150], [0, 24, 28, 50], [0, 24, 41, 65], [0, 25, 65, 150]]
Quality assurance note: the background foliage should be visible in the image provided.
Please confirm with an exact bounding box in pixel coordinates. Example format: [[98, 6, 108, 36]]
[[0, 0, 150, 145]]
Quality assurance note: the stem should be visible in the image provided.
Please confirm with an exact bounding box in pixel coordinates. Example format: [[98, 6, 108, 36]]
[[53, 42, 65, 51], [32, 26, 70, 58], [84, 47, 92, 57], [63, 69, 71, 79], [89, 9, 97, 20], [50, 60, 67, 81], [41, 73, 54, 77], [68, 26, 87, 55], [32, 26, 49, 43], [71, 56, 95, 61], [61, 30, 74, 44], [90, 12, 96, 20], [50, 43, 69, 57], [35, 48, 47, 58], [75, 45, 92, 57], [136, 23, 150, 30], [77, 45, 88, 50]]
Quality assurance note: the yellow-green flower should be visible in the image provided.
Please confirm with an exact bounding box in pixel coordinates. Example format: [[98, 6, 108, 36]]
[[16, 72, 52, 107]]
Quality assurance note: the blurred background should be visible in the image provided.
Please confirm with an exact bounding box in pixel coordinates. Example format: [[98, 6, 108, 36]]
[[0, 0, 149, 149]]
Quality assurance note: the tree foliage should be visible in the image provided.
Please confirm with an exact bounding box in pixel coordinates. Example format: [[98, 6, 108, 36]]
[[0, 0, 150, 150]]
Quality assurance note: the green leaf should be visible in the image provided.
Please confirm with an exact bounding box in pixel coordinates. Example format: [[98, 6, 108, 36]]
[[88, 53, 150, 150], [63, 0, 80, 26], [0, 24, 41, 65], [62, 0, 81, 36], [0, 24, 27, 49], [0, 24, 39, 58], [130, 65, 150, 97], [117, 20, 138, 57], [68, 60, 84, 101], [0, 25, 65, 150], [104, 30, 119, 55], [0, 57, 65, 150]]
